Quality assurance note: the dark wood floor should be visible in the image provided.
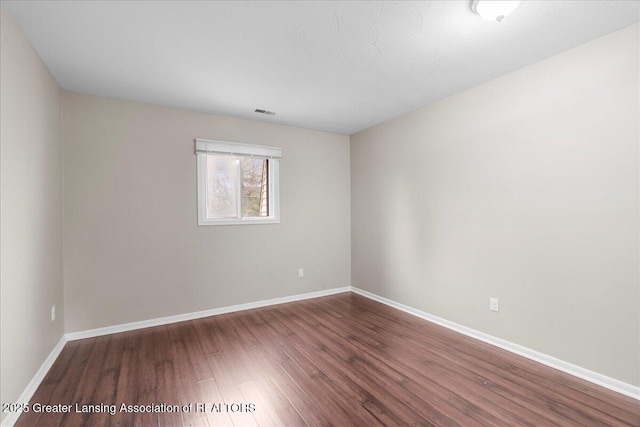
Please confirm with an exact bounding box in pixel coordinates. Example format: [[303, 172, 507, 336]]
[[16, 292, 640, 426]]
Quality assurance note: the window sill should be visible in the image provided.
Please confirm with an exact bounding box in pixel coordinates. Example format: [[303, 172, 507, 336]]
[[198, 218, 280, 226]]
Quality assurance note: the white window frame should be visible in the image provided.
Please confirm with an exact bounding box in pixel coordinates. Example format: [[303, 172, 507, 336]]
[[196, 138, 281, 226]]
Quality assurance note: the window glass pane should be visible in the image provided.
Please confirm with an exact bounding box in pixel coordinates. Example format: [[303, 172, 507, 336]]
[[241, 158, 269, 217], [206, 155, 239, 219]]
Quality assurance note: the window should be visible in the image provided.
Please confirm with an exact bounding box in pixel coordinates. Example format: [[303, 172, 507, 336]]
[[196, 139, 281, 225]]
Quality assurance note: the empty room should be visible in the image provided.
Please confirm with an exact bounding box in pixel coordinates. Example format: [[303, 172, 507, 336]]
[[1, 0, 639, 426]]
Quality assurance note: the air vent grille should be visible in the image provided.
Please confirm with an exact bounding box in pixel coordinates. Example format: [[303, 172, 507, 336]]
[[255, 109, 276, 116]]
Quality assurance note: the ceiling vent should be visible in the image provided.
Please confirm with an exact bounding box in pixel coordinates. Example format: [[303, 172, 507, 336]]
[[255, 109, 276, 116]]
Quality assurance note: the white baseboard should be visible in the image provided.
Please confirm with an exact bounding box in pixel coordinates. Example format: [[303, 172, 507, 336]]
[[350, 286, 640, 401], [1, 336, 68, 427], [65, 286, 351, 341]]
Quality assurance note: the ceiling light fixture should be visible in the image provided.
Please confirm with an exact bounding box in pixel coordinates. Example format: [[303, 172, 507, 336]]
[[471, 0, 521, 23]]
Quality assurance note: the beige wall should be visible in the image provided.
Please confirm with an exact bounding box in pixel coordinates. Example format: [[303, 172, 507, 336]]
[[351, 24, 639, 386], [63, 93, 351, 332], [0, 6, 64, 417]]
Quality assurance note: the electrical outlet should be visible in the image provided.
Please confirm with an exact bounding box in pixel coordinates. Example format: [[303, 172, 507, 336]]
[[51, 305, 56, 322], [298, 268, 304, 278], [490, 297, 499, 312]]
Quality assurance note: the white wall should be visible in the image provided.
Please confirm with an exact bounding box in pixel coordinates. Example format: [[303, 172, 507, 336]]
[[62, 93, 351, 333], [0, 6, 64, 420], [351, 24, 639, 386]]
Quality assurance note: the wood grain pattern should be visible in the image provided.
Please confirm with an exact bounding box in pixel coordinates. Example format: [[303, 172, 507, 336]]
[[16, 293, 640, 426]]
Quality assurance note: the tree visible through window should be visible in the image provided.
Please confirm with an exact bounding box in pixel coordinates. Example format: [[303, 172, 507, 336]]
[[241, 157, 269, 217], [205, 156, 269, 219]]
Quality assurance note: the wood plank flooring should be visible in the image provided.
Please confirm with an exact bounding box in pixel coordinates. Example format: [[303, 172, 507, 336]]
[[16, 292, 640, 426]]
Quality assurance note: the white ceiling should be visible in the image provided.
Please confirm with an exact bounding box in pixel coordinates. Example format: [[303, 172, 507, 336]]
[[3, 1, 639, 135]]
